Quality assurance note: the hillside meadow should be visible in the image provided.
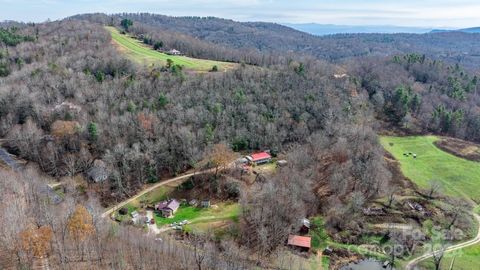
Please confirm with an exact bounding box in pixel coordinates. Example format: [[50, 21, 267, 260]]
[[380, 135, 480, 203], [106, 26, 237, 72]]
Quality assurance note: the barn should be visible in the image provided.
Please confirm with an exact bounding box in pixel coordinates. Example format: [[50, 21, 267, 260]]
[[246, 152, 272, 165]]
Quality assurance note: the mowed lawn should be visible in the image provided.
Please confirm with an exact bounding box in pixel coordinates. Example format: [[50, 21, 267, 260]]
[[154, 202, 240, 226], [380, 135, 480, 203], [106, 26, 237, 72]]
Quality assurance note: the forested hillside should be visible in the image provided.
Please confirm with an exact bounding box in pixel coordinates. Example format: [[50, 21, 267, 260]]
[[0, 17, 395, 269], [348, 54, 480, 141], [72, 13, 480, 69], [0, 19, 388, 206], [1, 13, 480, 270]]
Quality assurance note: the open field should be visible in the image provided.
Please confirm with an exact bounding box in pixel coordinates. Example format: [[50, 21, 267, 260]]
[[381, 135, 480, 269], [106, 26, 237, 72], [419, 243, 480, 270], [380, 135, 480, 203], [155, 202, 240, 226]]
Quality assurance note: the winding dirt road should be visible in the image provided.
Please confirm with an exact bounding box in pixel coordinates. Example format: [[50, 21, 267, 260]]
[[101, 168, 217, 218], [405, 213, 480, 270]]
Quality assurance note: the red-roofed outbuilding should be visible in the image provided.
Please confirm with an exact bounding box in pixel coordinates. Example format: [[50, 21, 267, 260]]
[[287, 235, 311, 251], [246, 152, 272, 165]]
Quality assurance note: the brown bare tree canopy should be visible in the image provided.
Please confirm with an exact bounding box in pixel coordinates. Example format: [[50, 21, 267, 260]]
[[210, 143, 236, 169], [67, 205, 95, 241], [19, 225, 53, 258]]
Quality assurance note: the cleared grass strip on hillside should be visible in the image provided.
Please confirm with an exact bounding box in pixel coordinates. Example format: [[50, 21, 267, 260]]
[[106, 26, 237, 72]]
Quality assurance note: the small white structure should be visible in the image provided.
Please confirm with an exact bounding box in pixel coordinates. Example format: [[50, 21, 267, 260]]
[[277, 160, 288, 167], [168, 49, 181, 55], [333, 73, 349, 79]]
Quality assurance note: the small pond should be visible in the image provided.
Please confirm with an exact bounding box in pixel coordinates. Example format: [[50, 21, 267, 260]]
[[340, 259, 395, 270]]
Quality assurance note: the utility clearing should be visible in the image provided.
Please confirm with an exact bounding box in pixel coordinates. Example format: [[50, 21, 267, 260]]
[[106, 26, 237, 72]]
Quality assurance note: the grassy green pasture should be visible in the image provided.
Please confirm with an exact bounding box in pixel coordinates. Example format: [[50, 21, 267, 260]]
[[381, 135, 480, 269], [419, 244, 480, 270], [154, 202, 240, 226], [106, 26, 237, 72], [380, 135, 480, 202]]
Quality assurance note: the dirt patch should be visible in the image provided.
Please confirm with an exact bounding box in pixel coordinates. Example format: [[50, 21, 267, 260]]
[[51, 120, 80, 137], [384, 151, 415, 189], [434, 137, 480, 161]]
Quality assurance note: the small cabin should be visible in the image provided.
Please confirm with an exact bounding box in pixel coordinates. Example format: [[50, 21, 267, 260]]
[[300, 218, 311, 234], [201, 200, 211, 208], [287, 235, 311, 252], [168, 49, 181, 55]]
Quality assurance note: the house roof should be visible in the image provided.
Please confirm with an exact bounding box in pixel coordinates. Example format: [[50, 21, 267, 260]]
[[302, 218, 311, 228], [156, 199, 180, 212], [288, 235, 311, 248], [248, 152, 272, 162], [87, 166, 109, 182]]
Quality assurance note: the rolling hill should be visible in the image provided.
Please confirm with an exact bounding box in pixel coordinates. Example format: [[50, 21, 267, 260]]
[[75, 13, 480, 68], [283, 23, 434, 35], [106, 26, 237, 72], [431, 27, 480, 34]]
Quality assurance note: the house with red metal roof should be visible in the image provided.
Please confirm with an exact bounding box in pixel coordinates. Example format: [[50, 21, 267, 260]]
[[245, 151, 272, 165], [287, 235, 311, 252]]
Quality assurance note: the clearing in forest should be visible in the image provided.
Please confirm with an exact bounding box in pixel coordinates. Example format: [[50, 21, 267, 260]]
[[382, 135, 480, 270], [380, 135, 480, 203], [106, 26, 237, 72]]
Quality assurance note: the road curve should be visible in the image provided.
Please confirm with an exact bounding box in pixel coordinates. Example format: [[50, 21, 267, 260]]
[[405, 213, 480, 270], [101, 168, 216, 218]]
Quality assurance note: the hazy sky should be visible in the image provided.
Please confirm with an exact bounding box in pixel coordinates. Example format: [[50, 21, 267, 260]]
[[1, 0, 479, 28]]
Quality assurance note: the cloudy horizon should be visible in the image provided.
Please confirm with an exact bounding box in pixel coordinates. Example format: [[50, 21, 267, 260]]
[[0, 0, 479, 28]]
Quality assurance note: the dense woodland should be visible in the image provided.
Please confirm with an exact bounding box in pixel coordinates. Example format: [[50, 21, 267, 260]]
[[73, 13, 480, 69], [1, 13, 480, 269]]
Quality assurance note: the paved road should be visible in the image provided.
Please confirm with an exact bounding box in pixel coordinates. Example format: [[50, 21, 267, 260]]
[[0, 147, 20, 171], [405, 213, 480, 270]]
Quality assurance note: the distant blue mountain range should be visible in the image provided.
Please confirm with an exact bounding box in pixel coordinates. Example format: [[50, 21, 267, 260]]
[[283, 23, 479, 36], [431, 27, 480, 34]]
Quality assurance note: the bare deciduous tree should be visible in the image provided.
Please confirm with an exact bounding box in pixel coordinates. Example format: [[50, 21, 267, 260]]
[[427, 180, 442, 199]]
